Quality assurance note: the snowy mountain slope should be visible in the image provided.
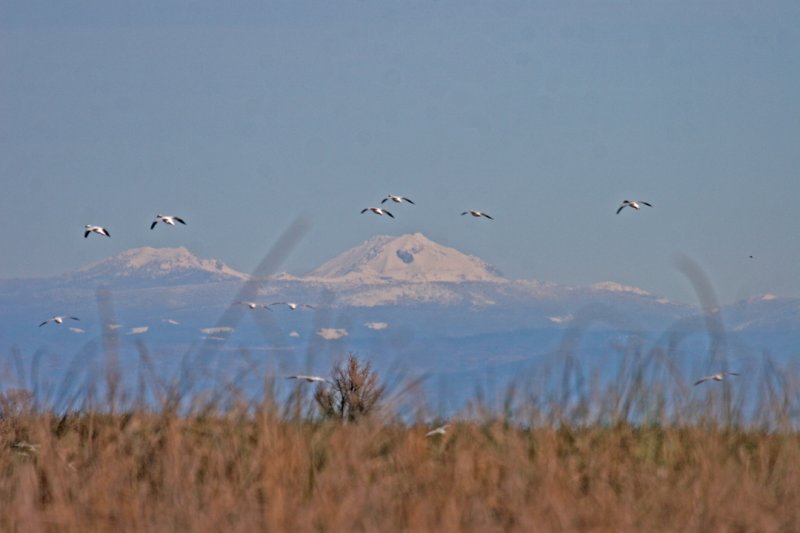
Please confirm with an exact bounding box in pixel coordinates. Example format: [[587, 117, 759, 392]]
[[0, 235, 794, 331], [0, 236, 675, 315], [1, 236, 798, 370], [723, 294, 800, 332], [63, 247, 247, 287], [305, 233, 505, 283]]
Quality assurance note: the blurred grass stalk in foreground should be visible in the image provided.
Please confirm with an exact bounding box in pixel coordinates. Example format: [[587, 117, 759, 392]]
[[1, 349, 798, 532]]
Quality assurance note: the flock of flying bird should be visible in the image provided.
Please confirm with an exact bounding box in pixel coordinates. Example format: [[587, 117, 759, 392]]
[[361, 194, 501, 219], [235, 301, 314, 311], [83, 214, 187, 239], [78, 198, 653, 240], [42, 196, 738, 410], [360, 195, 654, 220]]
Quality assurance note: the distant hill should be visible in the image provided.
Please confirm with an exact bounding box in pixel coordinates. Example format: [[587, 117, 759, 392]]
[[305, 233, 505, 283], [62, 246, 247, 288], [0, 235, 796, 354]]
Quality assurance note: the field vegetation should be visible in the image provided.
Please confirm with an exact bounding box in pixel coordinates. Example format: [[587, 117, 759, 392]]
[[1, 353, 799, 532]]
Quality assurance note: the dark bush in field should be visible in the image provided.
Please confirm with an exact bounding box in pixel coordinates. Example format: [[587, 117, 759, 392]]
[[314, 354, 385, 422]]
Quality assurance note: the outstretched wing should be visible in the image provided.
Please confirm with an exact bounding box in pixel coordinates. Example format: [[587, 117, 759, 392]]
[[39, 320, 49, 327], [426, 425, 447, 437], [380, 198, 389, 204], [640, 202, 653, 208], [694, 376, 711, 386], [361, 208, 369, 214], [481, 213, 494, 220], [616, 205, 626, 215], [84, 231, 90, 238], [384, 210, 394, 218], [403, 197, 415, 204], [150, 220, 158, 230], [174, 217, 186, 225]]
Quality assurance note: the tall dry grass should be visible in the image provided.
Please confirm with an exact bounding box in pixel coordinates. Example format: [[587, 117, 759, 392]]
[[1, 351, 799, 532]]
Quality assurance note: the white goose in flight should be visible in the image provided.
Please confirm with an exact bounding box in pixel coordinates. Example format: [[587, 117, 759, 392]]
[[150, 214, 187, 230], [381, 195, 415, 205], [616, 200, 653, 214], [39, 316, 80, 327], [287, 375, 329, 383], [84, 225, 110, 238], [270, 302, 315, 311], [694, 372, 740, 386], [461, 210, 494, 220], [361, 207, 394, 218], [425, 424, 449, 437], [234, 301, 271, 310]]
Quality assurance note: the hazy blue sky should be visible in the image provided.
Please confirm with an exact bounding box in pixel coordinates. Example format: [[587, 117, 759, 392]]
[[1, 1, 798, 304]]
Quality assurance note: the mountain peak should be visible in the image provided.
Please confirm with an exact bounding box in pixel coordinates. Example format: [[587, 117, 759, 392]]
[[306, 233, 505, 283], [72, 246, 247, 285]]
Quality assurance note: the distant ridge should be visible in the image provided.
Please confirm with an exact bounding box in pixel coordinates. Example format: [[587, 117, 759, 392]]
[[67, 246, 247, 286], [7, 236, 797, 335], [305, 233, 505, 283]]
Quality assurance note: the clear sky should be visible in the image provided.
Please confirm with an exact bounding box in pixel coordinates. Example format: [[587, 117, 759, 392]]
[[1, 1, 798, 304]]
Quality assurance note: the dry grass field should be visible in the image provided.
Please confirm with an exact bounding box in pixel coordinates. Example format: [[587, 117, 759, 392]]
[[1, 354, 799, 532]]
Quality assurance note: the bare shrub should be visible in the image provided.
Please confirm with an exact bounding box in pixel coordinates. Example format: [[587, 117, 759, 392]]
[[315, 354, 384, 422]]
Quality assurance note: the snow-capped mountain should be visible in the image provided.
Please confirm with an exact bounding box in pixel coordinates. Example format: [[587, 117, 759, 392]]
[[1, 235, 797, 382], [305, 233, 505, 283], [12, 235, 672, 314], [0, 235, 793, 329], [280, 234, 672, 310], [63, 246, 247, 287]]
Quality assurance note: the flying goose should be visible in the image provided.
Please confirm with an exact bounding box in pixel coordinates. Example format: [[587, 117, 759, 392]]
[[616, 200, 653, 214], [270, 302, 314, 311], [361, 207, 394, 218], [694, 372, 740, 386], [150, 214, 187, 229], [234, 301, 271, 310], [426, 424, 449, 437], [461, 210, 493, 220], [39, 316, 80, 327], [84, 225, 110, 238], [287, 375, 329, 383], [10, 441, 40, 454], [381, 195, 415, 205]]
